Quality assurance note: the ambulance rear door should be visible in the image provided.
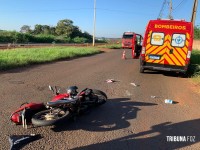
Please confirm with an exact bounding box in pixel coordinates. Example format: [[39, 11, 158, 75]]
[[145, 31, 167, 67], [145, 31, 188, 70]]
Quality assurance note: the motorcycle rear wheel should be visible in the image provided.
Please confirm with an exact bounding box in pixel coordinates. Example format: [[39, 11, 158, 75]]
[[31, 108, 70, 126], [92, 89, 107, 105]]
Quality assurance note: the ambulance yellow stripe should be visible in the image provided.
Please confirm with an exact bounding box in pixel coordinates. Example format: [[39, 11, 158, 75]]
[[146, 43, 153, 50], [182, 47, 188, 54], [184, 40, 189, 48], [145, 31, 191, 66], [148, 31, 152, 37], [173, 51, 184, 66], [165, 54, 175, 65], [173, 49, 185, 65], [147, 31, 152, 43], [186, 33, 190, 39], [167, 52, 181, 66], [175, 47, 187, 60], [146, 33, 170, 62], [165, 34, 171, 42], [146, 38, 169, 54], [185, 40, 189, 47], [153, 56, 165, 64], [159, 59, 165, 64], [146, 45, 160, 54]]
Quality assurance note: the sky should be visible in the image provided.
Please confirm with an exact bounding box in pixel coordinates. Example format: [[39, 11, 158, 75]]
[[0, 0, 199, 38]]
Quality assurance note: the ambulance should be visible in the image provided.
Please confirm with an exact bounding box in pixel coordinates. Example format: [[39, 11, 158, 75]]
[[140, 19, 194, 74]]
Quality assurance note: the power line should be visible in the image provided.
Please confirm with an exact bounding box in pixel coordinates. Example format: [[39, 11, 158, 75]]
[[173, 0, 187, 12], [158, 0, 167, 19], [0, 8, 93, 13], [0, 7, 155, 16], [158, 0, 173, 19]]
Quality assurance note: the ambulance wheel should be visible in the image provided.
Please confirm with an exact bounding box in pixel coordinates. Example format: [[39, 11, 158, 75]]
[[140, 66, 144, 73]]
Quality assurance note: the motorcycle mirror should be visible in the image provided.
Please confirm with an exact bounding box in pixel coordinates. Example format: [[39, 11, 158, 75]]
[[48, 85, 54, 92], [55, 86, 60, 95]]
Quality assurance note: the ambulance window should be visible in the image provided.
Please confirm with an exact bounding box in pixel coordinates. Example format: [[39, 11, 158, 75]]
[[151, 32, 164, 46], [136, 35, 142, 45], [171, 34, 186, 47]]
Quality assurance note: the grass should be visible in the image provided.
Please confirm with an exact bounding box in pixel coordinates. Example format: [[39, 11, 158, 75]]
[[0, 46, 100, 70]]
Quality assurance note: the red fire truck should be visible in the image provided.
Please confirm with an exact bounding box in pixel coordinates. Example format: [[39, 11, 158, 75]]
[[122, 32, 143, 58], [140, 19, 194, 74]]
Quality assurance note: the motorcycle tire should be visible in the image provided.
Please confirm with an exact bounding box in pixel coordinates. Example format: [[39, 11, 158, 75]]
[[92, 89, 107, 105], [31, 108, 70, 126]]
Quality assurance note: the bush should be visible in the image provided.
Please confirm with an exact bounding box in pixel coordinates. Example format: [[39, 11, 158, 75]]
[[54, 36, 72, 43], [31, 34, 55, 43], [0, 31, 32, 43], [0, 30, 96, 44], [73, 37, 87, 43]]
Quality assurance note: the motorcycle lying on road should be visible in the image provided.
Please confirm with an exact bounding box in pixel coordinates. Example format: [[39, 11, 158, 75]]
[[31, 86, 107, 126], [10, 86, 107, 127]]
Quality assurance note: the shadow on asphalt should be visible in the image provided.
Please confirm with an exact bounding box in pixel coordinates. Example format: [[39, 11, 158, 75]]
[[51, 98, 157, 132], [74, 119, 200, 150]]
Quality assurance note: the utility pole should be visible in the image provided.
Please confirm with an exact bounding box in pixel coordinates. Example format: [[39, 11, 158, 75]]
[[168, 0, 173, 19], [158, 0, 167, 19], [93, 0, 96, 46], [191, 0, 198, 27]]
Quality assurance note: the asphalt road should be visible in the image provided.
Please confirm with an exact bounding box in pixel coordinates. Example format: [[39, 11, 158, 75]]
[[0, 49, 200, 150]]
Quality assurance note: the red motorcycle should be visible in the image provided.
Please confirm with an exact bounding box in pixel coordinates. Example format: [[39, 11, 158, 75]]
[[10, 86, 107, 127], [31, 86, 107, 126]]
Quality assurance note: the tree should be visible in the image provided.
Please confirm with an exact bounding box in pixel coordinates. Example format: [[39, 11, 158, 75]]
[[49, 26, 56, 35], [55, 19, 74, 37], [82, 31, 92, 41], [43, 25, 51, 35], [33, 24, 43, 34], [194, 25, 200, 39], [20, 25, 32, 33], [71, 26, 82, 38]]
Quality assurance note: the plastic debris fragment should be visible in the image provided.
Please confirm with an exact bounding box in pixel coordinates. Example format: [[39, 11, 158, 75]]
[[130, 83, 139, 87], [9, 134, 42, 150], [151, 96, 156, 98], [106, 79, 119, 83], [165, 99, 173, 104]]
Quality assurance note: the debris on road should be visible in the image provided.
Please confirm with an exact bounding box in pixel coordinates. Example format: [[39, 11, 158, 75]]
[[125, 90, 132, 96], [9, 134, 42, 150], [151, 96, 157, 98], [106, 79, 119, 83], [130, 82, 139, 87], [164, 99, 173, 104]]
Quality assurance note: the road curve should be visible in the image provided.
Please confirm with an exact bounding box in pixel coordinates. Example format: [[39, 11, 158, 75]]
[[0, 49, 200, 150]]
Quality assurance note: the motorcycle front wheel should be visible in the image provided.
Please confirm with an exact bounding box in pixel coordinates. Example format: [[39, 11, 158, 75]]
[[31, 108, 70, 126], [92, 89, 107, 105]]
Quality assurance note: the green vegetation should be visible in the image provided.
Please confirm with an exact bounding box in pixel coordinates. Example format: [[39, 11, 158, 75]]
[[0, 19, 106, 44], [194, 26, 200, 39], [0, 47, 100, 70], [188, 50, 200, 83]]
